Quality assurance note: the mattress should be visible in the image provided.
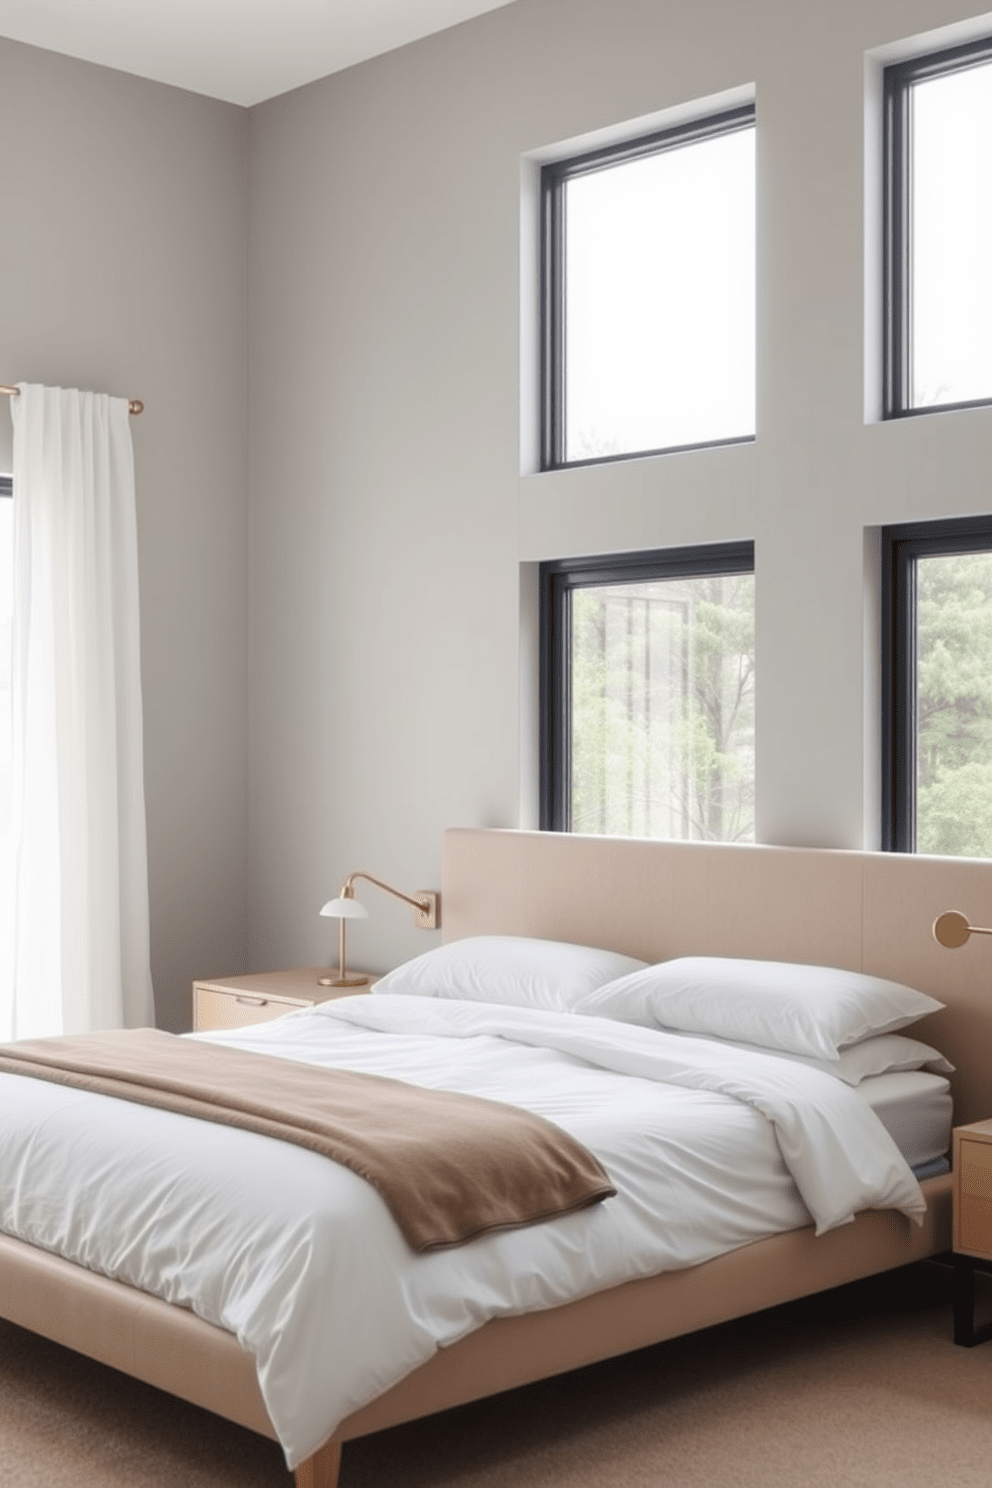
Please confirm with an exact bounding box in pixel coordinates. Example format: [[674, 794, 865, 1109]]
[[858, 1070, 953, 1174]]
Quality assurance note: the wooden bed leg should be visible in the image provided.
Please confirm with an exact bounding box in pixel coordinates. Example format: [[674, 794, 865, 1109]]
[[295, 1441, 342, 1488]]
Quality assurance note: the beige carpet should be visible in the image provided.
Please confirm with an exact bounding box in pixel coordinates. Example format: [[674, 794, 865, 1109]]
[[2, 1262, 992, 1487]]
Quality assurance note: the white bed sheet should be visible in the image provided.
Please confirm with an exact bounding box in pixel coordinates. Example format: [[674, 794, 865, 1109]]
[[0, 995, 924, 1469], [858, 1069, 952, 1170]]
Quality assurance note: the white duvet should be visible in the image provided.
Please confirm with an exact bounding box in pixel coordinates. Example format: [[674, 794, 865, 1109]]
[[0, 994, 924, 1469]]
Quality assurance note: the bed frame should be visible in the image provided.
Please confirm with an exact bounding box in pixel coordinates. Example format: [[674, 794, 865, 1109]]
[[2, 829, 990, 1487]]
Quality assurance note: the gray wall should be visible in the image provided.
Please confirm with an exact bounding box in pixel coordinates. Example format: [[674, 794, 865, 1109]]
[[6, 0, 992, 1004], [0, 40, 250, 1030], [246, 0, 992, 977]]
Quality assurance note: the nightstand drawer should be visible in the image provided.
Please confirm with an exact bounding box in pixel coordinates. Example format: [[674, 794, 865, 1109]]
[[953, 1121, 992, 1259], [958, 1139, 992, 1256], [191, 968, 377, 1032], [194, 986, 298, 1032]]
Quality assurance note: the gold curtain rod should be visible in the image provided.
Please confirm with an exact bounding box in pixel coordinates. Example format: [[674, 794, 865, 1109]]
[[0, 384, 144, 416]]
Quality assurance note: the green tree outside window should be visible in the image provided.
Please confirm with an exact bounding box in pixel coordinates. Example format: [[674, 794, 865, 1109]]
[[571, 573, 754, 842], [916, 551, 992, 856]]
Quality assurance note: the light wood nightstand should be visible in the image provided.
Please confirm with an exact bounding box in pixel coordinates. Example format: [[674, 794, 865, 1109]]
[[192, 968, 377, 1033], [952, 1120, 992, 1346]]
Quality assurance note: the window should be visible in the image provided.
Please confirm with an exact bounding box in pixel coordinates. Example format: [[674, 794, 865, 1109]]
[[882, 514, 992, 855], [540, 542, 754, 840], [885, 37, 992, 416], [541, 105, 756, 468]]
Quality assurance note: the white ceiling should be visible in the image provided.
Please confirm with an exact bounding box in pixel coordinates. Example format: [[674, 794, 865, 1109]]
[[0, 0, 517, 107]]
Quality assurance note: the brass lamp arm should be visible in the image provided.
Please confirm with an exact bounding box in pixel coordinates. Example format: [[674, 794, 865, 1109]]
[[341, 871, 432, 918]]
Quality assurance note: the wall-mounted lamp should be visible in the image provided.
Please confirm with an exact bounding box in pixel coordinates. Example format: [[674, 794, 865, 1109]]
[[933, 910, 992, 949], [319, 871, 440, 987]]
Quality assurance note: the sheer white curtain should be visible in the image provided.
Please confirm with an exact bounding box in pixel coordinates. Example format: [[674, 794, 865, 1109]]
[[1, 384, 154, 1038]]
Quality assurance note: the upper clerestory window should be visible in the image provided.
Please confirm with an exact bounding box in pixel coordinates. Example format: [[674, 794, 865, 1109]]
[[541, 105, 756, 469], [885, 37, 992, 416]]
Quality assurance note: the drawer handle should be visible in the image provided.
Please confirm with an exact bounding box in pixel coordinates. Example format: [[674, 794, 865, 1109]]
[[234, 995, 268, 1007]]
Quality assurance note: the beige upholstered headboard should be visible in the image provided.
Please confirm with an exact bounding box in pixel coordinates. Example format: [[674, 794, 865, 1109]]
[[441, 829, 992, 1127]]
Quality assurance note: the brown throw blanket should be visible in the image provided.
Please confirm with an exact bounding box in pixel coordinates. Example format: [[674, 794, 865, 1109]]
[[0, 1029, 615, 1252]]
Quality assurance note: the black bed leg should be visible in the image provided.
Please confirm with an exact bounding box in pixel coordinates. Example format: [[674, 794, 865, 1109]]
[[953, 1254, 992, 1347], [954, 1254, 977, 1345]]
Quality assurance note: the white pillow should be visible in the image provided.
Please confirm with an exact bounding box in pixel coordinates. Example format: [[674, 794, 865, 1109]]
[[371, 935, 648, 1012], [653, 1029, 954, 1085], [573, 956, 944, 1061], [823, 1033, 953, 1083]]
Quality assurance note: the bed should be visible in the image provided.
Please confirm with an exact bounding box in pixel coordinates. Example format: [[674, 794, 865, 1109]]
[[2, 828, 990, 1488]]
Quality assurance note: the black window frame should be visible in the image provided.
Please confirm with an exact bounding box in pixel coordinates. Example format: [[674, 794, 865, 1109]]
[[539, 539, 755, 833], [881, 512, 992, 852], [884, 34, 992, 420], [540, 103, 757, 472]]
